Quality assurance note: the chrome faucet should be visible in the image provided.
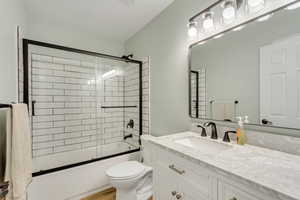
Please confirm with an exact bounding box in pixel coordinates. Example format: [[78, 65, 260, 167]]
[[204, 122, 218, 139]]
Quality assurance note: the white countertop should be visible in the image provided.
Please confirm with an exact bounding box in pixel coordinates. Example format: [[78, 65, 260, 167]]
[[143, 132, 300, 200]]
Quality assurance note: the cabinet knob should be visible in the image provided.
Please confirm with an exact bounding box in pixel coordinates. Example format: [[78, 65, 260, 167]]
[[171, 191, 177, 196], [229, 197, 237, 200]]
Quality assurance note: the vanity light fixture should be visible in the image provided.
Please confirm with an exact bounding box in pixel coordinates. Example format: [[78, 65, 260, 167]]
[[202, 12, 214, 30], [188, 21, 198, 37], [232, 25, 246, 31], [285, 2, 300, 10], [222, 0, 236, 21], [198, 41, 207, 46], [257, 13, 273, 22], [247, 0, 265, 8], [213, 33, 224, 39]]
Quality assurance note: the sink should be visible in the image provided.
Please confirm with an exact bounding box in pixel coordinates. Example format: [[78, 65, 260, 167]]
[[173, 136, 232, 155]]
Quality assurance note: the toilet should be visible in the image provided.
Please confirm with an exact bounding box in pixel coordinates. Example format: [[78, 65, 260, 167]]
[[106, 161, 153, 200]]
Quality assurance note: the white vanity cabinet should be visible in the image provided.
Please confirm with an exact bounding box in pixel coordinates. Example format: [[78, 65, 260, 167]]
[[149, 144, 270, 200]]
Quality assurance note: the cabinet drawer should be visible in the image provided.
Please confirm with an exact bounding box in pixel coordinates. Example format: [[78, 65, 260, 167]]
[[218, 180, 263, 200], [155, 147, 212, 198]]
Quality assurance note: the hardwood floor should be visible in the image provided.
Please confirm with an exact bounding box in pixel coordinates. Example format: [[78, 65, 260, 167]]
[[81, 187, 153, 200], [81, 188, 116, 200]]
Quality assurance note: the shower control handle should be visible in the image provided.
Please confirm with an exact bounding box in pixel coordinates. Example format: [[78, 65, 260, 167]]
[[176, 193, 183, 199], [171, 191, 177, 196], [32, 100, 36, 116]]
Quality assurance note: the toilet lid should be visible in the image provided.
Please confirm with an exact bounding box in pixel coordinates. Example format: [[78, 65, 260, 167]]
[[106, 161, 145, 179]]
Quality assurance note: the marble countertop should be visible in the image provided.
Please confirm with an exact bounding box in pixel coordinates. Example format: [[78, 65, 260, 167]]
[[143, 132, 300, 200]]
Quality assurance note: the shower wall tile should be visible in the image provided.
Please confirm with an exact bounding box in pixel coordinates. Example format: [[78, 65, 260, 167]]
[[20, 52, 150, 160], [30, 53, 98, 157]]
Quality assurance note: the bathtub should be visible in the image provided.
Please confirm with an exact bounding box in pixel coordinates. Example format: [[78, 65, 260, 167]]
[[29, 142, 139, 200]]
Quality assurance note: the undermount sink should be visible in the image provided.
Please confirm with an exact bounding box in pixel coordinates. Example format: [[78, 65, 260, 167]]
[[173, 136, 232, 155]]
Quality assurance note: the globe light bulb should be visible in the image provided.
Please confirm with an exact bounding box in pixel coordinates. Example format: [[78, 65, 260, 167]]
[[222, 1, 236, 21], [188, 21, 198, 37], [202, 12, 214, 30]]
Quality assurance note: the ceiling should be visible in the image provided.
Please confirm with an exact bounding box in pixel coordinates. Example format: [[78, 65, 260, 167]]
[[24, 0, 174, 42]]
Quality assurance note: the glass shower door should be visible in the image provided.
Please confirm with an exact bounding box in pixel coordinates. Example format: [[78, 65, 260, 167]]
[[95, 58, 141, 159], [24, 41, 142, 174]]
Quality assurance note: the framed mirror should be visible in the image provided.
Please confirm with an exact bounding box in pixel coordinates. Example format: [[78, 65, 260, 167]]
[[189, 0, 300, 130]]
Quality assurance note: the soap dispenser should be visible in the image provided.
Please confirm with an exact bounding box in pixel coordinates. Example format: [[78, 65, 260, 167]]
[[236, 117, 247, 145]]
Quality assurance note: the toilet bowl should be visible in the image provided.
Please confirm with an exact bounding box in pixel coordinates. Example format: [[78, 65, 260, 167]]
[[106, 161, 153, 200]]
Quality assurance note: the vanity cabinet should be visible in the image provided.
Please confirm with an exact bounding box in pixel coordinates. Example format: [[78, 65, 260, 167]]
[[152, 146, 214, 200], [149, 145, 269, 200]]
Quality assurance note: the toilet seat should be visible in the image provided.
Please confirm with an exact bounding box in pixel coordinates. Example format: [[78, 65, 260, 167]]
[[106, 161, 146, 180]]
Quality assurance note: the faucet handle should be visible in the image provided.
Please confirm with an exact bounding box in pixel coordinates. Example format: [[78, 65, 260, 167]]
[[197, 125, 207, 137], [223, 130, 237, 142]]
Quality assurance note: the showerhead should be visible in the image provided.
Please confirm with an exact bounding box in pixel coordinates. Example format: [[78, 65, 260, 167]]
[[122, 54, 134, 60]]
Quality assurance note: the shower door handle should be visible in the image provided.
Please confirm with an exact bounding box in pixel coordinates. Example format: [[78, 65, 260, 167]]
[[32, 100, 36, 116]]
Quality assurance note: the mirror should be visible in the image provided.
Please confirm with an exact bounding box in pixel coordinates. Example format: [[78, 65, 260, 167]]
[[189, 3, 300, 130]]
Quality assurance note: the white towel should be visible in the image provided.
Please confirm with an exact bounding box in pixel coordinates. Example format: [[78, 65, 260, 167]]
[[5, 104, 32, 200], [0, 109, 10, 182]]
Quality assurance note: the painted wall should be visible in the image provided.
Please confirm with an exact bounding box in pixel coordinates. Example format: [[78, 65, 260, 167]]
[[125, 0, 215, 136], [0, 0, 27, 103], [26, 23, 125, 57]]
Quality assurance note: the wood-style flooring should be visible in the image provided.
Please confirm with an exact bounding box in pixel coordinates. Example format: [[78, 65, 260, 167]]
[[81, 187, 153, 200]]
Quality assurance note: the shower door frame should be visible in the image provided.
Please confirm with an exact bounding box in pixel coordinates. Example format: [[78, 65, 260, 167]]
[[22, 39, 143, 176]]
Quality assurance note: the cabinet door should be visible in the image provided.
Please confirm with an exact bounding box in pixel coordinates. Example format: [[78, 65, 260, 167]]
[[153, 160, 180, 200], [218, 181, 263, 200]]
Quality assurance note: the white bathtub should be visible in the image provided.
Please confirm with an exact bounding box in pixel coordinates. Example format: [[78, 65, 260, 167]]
[[29, 142, 139, 200], [33, 142, 138, 173]]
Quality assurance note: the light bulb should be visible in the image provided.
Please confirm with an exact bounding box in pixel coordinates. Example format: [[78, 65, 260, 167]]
[[188, 21, 198, 37], [257, 13, 273, 22], [222, 1, 236, 21], [248, 0, 264, 8], [202, 12, 214, 30], [285, 2, 300, 10]]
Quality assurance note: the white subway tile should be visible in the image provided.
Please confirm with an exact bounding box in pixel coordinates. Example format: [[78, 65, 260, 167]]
[[65, 136, 90, 145], [53, 57, 80, 66], [33, 148, 53, 157], [35, 102, 64, 109], [32, 96, 53, 102], [32, 61, 63, 70], [33, 89, 64, 96], [33, 115, 64, 122], [54, 144, 81, 153], [32, 68, 53, 76], [34, 109, 53, 116], [33, 135, 53, 142], [32, 54, 53, 63], [53, 83, 81, 90], [33, 122, 53, 129], [33, 140, 64, 149]]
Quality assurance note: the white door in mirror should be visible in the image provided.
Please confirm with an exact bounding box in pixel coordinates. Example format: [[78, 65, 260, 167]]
[[260, 35, 300, 129]]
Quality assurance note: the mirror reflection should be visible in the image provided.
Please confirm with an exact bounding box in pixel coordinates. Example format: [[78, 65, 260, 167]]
[[190, 6, 300, 129]]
